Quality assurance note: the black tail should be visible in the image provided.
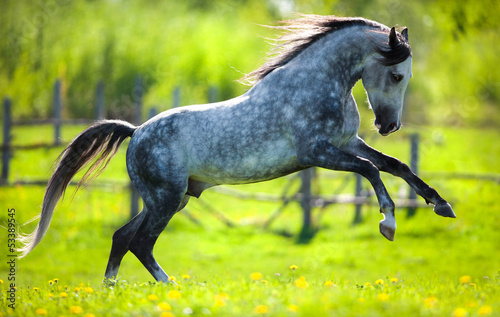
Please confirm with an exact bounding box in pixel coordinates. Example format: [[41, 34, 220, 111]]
[[17, 120, 136, 257]]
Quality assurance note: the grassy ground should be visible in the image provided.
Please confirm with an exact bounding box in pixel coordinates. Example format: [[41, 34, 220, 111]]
[[0, 125, 499, 316]]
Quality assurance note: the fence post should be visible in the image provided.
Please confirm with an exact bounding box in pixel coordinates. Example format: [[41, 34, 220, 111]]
[[172, 86, 181, 108], [1, 98, 12, 185], [208, 86, 218, 103], [352, 174, 363, 225], [95, 81, 105, 120], [407, 133, 419, 218], [53, 79, 62, 145], [130, 76, 143, 218], [298, 168, 313, 243]]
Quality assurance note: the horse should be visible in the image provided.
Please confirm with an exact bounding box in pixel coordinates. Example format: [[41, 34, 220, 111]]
[[18, 15, 456, 283]]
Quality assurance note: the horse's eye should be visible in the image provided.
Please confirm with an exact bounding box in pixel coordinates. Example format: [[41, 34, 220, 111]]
[[392, 74, 403, 82]]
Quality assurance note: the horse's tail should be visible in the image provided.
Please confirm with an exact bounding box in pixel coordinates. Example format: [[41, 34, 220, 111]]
[[17, 120, 137, 258]]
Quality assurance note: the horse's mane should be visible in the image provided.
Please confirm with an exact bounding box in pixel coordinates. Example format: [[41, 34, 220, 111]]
[[240, 14, 410, 86]]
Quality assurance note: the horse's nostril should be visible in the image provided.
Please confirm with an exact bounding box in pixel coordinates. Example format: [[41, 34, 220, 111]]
[[388, 123, 396, 131]]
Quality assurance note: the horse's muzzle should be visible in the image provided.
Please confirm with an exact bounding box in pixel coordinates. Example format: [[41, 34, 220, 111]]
[[375, 122, 400, 136]]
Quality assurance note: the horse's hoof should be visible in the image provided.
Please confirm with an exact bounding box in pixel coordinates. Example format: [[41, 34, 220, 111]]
[[434, 202, 456, 218], [379, 222, 395, 241]]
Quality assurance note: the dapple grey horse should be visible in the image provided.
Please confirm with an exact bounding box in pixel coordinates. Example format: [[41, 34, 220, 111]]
[[18, 15, 455, 282]]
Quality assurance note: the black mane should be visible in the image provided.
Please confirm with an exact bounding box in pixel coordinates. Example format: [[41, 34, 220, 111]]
[[241, 15, 411, 85]]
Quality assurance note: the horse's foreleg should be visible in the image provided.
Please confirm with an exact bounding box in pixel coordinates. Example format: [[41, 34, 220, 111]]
[[297, 139, 396, 240], [349, 137, 455, 218]]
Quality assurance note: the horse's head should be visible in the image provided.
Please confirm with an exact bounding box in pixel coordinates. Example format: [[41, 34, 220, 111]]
[[362, 27, 412, 136]]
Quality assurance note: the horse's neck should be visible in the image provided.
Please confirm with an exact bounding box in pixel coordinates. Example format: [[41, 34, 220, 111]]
[[289, 25, 376, 94]]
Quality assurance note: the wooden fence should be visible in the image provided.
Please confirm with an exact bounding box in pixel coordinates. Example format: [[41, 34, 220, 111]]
[[3, 78, 498, 239]]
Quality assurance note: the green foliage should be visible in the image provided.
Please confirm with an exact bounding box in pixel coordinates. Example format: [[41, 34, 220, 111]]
[[1, 0, 499, 126]]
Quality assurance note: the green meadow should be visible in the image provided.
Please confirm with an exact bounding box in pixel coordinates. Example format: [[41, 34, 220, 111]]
[[1, 125, 499, 316]]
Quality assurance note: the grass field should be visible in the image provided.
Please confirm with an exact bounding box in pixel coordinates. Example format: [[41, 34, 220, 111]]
[[1, 125, 499, 316]]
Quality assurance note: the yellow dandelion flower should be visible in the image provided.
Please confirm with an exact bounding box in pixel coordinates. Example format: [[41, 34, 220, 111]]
[[34, 287, 40, 292], [452, 308, 468, 317], [182, 274, 190, 279], [148, 294, 159, 301], [167, 290, 182, 299], [377, 293, 390, 301], [287, 304, 299, 312], [254, 305, 269, 314], [84, 287, 94, 294], [60, 292, 68, 298], [375, 279, 384, 285], [53, 278, 59, 284], [390, 277, 398, 283], [158, 302, 172, 311], [261, 280, 268, 285], [48, 280, 54, 286], [36, 308, 48, 315], [459, 276, 472, 284], [216, 293, 229, 301], [0, 279, 3, 284], [74, 287, 82, 292], [424, 296, 438, 308], [83, 314, 96, 317], [48, 293, 54, 298], [294, 276, 309, 288], [160, 312, 175, 317], [324, 281, 336, 287], [215, 297, 227, 307], [478, 305, 493, 316], [250, 272, 263, 281], [168, 276, 177, 282], [289, 265, 298, 270], [70, 306, 83, 314], [364, 282, 372, 287]]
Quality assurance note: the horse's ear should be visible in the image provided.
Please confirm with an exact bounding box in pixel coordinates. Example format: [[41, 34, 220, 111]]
[[389, 27, 397, 48], [401, 27, 409, 42]]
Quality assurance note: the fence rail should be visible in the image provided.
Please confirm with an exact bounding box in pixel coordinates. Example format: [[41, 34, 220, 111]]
[[2, 78, 499, 239]]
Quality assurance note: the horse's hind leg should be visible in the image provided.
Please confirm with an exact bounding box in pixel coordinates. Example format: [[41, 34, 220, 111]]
[[104, 211, 146, 280], [127, 192, 190, 282]]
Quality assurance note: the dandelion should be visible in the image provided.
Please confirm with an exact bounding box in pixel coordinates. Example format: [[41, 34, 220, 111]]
[[167, 290, 182, 299], [53, 278, 59, 284], [182, 274, 191, 280], [390, 277, 398, 283], [148, 294, 159, 301], [478, 305, 493, 316], [60, 292, 68, 298], [0, 279, 3, 284], [70, 306, 83, 314], [48, 280, 54, 286], [324, 281, 336, 287], [84, 287, 94, 294], [294, 276, 309, 288], [36, 308, 48, 315], [48, 293, 54, 298], [83, 314, 96, 317], [424, 296, 438, 308], [34, 287, 40, 292], [158, 302, 172, 311], [215, 293, 229, 307], [377, 293, 390, 301], [452, 308, 468, 317], [168, 276, 177, 282], [287, 304, 299, 312], [364, 282, 372, 287], [375, 279, 384, 285], [289, 265, 298, 270], [250, 272, 263, 281], [459, 276, 472, 284], [254, 305, 269, 314], [160, 312, 175, 317]]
